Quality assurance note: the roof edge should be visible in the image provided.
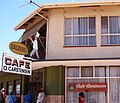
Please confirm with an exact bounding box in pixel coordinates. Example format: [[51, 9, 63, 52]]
[[14, 1, 120, 31]]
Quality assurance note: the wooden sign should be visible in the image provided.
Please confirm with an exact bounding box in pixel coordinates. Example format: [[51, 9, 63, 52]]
[[9, 42, 28, 55], [68, 82, 107, 92]]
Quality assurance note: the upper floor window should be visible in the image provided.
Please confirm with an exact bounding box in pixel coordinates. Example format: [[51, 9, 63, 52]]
[[65, 17, 96, 46], [101, 16, 120, 45]]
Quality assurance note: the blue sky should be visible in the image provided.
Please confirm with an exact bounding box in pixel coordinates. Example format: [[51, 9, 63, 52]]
[[0, 0, 95, 66]]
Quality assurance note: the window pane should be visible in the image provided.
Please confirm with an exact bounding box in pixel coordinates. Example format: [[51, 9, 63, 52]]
[[95, 67, 106, 77], [65, 37, 72, 46], [73, 37, 80, 46], [110, 35, 120, 44], [67, 67, 79, 77], [81, 67, 93, 77], [109, 16, 120, 34], [73, 18, 79, 35], [109, 78, 120, 103], [79, 17, 88, 34], [89, 17, 96, 34], [101, 35, 109, 44], [65, 18, 72, 35], [101, 17, 108, 34], [89, 36, 96, 45], [110, 67, 120, 77]]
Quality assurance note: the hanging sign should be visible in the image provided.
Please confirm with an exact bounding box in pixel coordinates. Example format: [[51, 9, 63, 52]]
[[9, 42, 28, 55], [1, 53, 32, 75], [68, 82, 107, 92]]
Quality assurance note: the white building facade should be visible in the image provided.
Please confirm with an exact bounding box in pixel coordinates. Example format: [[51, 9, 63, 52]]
[[15, 1, 120, 103]]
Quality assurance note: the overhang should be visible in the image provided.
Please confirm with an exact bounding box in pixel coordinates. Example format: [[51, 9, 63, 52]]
[[32, 58, 120, 70], [14, 0, 120, 31]]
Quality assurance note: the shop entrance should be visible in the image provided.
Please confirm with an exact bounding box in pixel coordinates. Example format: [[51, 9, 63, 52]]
[[27, 69, 43, 102], [27, 82, 42, 102]]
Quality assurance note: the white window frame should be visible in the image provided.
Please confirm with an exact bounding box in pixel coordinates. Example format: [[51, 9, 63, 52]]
[[101, 16, 120, 45], [64, 17, 96, 46], [65, 66, 120, 103]]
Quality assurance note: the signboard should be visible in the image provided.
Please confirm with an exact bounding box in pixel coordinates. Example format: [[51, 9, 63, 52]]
[[9, 42, 28, 55], [68, 82, 107, 92], [1, 53, 32, 75]]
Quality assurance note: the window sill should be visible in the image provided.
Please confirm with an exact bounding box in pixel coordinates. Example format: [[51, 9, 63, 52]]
[[63, 45, 97, 48], [101, 45, 120, 47]]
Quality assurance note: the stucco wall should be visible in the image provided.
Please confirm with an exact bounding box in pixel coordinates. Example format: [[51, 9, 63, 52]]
[[46, 6, 120, 59]]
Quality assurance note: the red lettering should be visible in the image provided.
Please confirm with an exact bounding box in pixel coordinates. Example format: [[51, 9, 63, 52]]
[[25, 62, 30, 69], [12, 59, 18, 67], [19, 60, 24, 67], [5, 57, 11, 65]]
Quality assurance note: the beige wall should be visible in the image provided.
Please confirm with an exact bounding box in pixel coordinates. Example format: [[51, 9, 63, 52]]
[[46, 6, 120, 59]]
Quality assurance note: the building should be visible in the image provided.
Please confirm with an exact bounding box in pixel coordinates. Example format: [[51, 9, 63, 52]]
[[14, 0, 120, 103]]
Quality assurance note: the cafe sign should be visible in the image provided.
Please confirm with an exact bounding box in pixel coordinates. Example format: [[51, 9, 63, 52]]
[[9, 42, 28, 55], [1, 53, 32, 75], [68, 82, 107, 92]]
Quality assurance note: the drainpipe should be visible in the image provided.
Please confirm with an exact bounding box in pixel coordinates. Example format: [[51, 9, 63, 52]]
[[36, 11, 49, 59]]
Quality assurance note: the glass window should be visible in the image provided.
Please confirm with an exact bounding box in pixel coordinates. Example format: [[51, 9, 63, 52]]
[[109, 67, 120, 77], [65, 17, 96, 46], [101, 16, 120, 45], [7, 81, 12, 94], [109, 78, 120, 103], [66, 79, 106, 103], [95, 67, 106, 77], [1, 82, 6, 91], [65, 18, 72, 35], [81, 67, 93, 77], [67, 67, 79, 77], [15, 80, 20, 95]]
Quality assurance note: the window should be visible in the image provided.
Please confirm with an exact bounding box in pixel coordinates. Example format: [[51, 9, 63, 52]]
[[81, 67, 93, 77], [15, 80, 21, 95], [7, 81, 12, 94], [67, 67, 79, 77], [65, 17, 96, 46], [109, 66, 120, 77], [101, 16, 120, 45]]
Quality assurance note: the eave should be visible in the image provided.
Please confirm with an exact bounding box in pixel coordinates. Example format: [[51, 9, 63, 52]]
[[14, 1, 120, 31]]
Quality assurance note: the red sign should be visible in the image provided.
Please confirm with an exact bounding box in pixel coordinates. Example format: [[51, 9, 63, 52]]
[[68, 82, 107, 92]]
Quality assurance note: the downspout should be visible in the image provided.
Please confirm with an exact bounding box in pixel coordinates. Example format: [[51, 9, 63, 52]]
[[36, 11, 49, 59]]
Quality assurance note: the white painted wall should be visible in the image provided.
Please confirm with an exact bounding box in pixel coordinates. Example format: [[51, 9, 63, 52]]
[[46, 6, 120, 59]]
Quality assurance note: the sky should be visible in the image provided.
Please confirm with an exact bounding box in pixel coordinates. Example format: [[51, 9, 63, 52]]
[[0, 0, 98, 67]]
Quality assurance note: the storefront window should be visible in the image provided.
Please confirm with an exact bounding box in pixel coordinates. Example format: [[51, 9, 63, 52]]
[[109, 78, 120, 103], [95, 66, 106, 77], [67, 67, 79, 77], [66, 78, 106, 103], [109, 66, 120, 77], [81, 67, 93, 77], [1, 82, 6, 91], [15, 80, 21, 95], [66, 66, 107, 103], [7, 81, 12, 94]]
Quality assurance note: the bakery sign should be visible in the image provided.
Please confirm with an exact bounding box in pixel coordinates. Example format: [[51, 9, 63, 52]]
[[9, 42, 28, 55], [1, 53, 32, 75], [68, 82, 107, 92]]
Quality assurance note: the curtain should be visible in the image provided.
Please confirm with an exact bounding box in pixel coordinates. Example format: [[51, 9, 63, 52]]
[[67, 67, 79, 77]]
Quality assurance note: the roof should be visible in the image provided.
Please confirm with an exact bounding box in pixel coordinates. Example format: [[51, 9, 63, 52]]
[[14, 0, 120, 30]]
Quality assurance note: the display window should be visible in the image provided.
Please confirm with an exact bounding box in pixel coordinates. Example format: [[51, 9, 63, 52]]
[[14, 80, 21, 95], [66, 66, 120, 103], [7, 81, 12, 94]]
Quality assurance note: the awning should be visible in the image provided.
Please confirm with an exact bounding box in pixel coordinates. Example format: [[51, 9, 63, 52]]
[[19, 20, 47, 42], [32, 59, 120, 70]]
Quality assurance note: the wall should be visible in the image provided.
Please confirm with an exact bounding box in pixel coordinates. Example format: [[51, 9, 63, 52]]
[[44, 65, 64, 95], [46, 6, 120, 59]]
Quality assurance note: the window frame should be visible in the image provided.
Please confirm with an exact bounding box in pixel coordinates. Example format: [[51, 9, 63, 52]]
[[101, 16, 120, 45], [64, 17, 96, 46]]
